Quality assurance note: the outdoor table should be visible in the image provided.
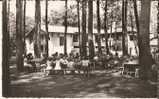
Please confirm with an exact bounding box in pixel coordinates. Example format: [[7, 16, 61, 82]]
[[122, 60, 139, 77]]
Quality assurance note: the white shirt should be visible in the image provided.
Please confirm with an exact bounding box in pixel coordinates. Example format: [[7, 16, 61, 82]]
[[54, 60, 61, 70], [82, 60, 89, 67]]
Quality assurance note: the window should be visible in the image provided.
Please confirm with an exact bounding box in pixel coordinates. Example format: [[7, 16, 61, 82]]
[[73, 34, 78, 42], [129, 35, 134, 41], [95, 35, 98, 42], [41, 45, 44, 51], [60, 36, 64, 46]]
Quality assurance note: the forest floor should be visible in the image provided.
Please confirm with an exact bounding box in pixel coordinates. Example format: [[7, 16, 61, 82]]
[[9, 69, 157, 98]]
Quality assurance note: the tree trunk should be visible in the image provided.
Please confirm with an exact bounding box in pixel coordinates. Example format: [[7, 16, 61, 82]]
[[88, 0, 94, 60], [2, 0, 10, 96], [64, 0, 68, 55], [8, 0, 10, 57], [104, 0, 109, 54], [77, 0, 81, 56], [97, 0, 102, 54], [157, 0, 159, 50], [81, 0, 87, 58], [133, 0, 140, 56], [122, 0, 128, 56], [23, 0, 26, 56], [139, 0, 152, 80], [16, 0, 24, 71], [45, 0, 49, 57], [34, 0, 41, 58], [8, 0, 10, 39]]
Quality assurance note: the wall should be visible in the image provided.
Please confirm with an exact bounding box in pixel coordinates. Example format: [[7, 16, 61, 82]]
[[48, 33, 73, 56], [25, 39, 34, 56]]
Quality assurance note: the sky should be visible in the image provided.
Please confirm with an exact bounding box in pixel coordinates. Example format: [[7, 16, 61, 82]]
[[0, 1, 158, 34], [7, 0, 106, 17]]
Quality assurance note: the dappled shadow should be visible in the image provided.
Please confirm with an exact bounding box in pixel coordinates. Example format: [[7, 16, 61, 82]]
[[10, 71, 157, 98]]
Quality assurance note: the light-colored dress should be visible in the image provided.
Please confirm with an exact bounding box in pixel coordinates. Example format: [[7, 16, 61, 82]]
[[45, 61, 53, 70], [68, 61, 74, 69], [82, 60, 89, 67], [54, 60, 61, 70]]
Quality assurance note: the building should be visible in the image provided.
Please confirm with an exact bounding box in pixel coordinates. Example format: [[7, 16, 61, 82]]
[[25, 25, 139, 57]]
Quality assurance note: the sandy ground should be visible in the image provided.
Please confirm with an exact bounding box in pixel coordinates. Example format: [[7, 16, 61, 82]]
[[9, 70, 157, 98]]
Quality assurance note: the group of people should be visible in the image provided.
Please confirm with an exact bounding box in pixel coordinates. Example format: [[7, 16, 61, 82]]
[[24, 52, 92, 77], [23, 51, 123, 77]]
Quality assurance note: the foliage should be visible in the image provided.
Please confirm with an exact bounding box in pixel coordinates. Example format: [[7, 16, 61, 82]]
[[42, 4, 79, 27]]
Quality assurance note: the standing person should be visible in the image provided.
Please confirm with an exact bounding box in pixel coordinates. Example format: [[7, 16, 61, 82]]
[[93, 53, 99, 70], [40, 53, 48, 72], [44, 57, 53, 76], [54, 56, 62, 74], [67, 58, 75, 74], [81, 57, 90, 77], [60, 55, 68, 74], [74, 57, 81, 73]]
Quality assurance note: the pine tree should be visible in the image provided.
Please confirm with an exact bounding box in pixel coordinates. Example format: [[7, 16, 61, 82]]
[[77, 0, 81, 56], [139, 0, 152, 80], [157, 0, 159, 50], [16, 0, 24, 71], [104, 0, 109, 54], [2, 0, 10, 96], [64, 0, 68, 55], [23, 0, 26, 56], [45, 0, 49, 57], [122, 0, 128, 56], [34, 0, 41, 58], [81, 0, 87, 58], [133, 0, 140, 56], [97, 0, 102, 54], [88, 0, 95, 60]]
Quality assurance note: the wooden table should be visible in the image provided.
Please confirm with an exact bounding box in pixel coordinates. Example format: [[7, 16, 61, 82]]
[[122, 60, 139, 77]]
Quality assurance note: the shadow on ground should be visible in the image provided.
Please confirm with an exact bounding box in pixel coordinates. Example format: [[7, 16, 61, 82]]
[[9, 71, 157, 98]]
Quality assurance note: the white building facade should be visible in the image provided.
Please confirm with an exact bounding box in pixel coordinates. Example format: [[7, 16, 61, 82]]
[[25, 25, 140, 57]]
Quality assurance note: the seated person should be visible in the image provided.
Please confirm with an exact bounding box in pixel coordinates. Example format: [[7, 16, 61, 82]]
[[40, 53, 48, 71], [24, 56, 33, 73], [26, 53, 36, 72]]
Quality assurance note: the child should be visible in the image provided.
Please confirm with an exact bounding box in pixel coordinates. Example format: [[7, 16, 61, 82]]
[[24, 56, 32, 73], [54, 56, 62, 74], [67, 58, 75, 74], [60, 56, 68, 74], [44, 57, 53, 76], [81, 57, 90, 77]]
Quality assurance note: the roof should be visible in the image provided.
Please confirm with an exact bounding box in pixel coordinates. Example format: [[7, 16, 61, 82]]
[[41, 25, 137, 34], [25, 26, 46, 37], [150, 39, 158, 46]]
